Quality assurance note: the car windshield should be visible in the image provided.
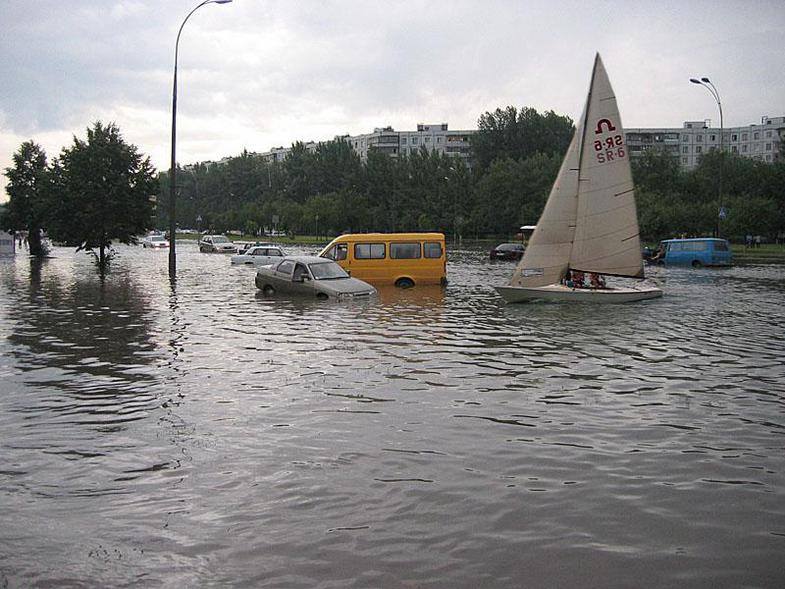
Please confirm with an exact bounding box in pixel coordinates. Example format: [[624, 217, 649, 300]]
[[498, 243, 522, 250], [212, 236, 229, 243], [308, 261, 349, 280], [151, 236, 165, 242]]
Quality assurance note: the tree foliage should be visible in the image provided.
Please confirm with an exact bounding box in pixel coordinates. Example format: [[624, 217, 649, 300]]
[[48, 122, 157, 270], [2, 141, 50, 256], [470, 106, 574, 174]]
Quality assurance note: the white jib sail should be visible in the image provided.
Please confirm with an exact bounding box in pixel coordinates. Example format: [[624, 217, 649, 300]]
[[570, 54, 644, 278], [508, 114, 583, 288]]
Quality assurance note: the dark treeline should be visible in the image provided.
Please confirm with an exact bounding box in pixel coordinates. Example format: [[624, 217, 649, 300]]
[[160, 105, 785, 242], [158, 107, 574, 239], [633, 148, 785, 241]]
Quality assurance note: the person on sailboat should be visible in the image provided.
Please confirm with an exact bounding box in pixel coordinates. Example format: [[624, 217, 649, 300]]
[[572, 270, 586, 288], [589, 273, 606, 289], [563, 269, 574, 288]]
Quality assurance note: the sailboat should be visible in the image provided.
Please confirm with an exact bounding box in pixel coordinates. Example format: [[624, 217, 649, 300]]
[[495, 54, 663, 304]]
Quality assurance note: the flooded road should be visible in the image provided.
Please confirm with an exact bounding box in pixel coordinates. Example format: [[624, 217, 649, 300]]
[[1, 242, 784, 588]]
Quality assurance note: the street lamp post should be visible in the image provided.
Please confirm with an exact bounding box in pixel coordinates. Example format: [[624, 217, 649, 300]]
[[690, 76, 724, 237], [169, 0, 232, 279]]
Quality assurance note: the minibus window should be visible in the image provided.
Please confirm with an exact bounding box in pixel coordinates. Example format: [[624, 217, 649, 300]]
[[355, 243, 385, 259], [335, 244, 348, 260], [423, 242, 443, 258], [714, 241, 729, 251], [390, 242, 421, 259]]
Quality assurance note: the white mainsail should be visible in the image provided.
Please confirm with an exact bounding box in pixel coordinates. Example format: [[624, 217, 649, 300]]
[[508, 53, 644, 288]]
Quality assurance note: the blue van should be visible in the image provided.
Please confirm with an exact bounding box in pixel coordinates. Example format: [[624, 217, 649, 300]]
[[656, 238, 732, 267]]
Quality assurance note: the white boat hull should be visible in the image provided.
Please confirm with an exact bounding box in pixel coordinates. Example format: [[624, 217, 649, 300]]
[[495, 284, 663, 304]]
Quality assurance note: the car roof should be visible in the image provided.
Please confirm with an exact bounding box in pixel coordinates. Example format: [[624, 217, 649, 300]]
[[282, 255, 335, 264]]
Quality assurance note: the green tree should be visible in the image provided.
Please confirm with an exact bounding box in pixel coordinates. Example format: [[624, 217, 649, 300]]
[[2, 141, 50, 256], [49, 122, 157, 272], [471, 106, 574, 174]]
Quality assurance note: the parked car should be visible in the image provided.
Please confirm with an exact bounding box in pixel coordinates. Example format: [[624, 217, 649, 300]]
[[231, 245, 287, 266], [142, 234, 169, 248], [255, 255, 377, 300], [652, 238, 732, 267], [199, 234, 237, 253], [490, 242, 525, 261]]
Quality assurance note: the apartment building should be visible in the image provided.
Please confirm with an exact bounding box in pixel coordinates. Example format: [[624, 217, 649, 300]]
[[625, 115, 784, 169], [347, 123, 474, 165], [256, 123, 475, 167]]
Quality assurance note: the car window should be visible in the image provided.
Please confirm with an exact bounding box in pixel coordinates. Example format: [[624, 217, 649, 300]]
[[251, 248, 265, 256], [390, 242, 421, 259], [293, 263, 309, 281], [335, 244, 348, 261], [309, 261, 350, 280], [269, 249, 283, 257], [213, 236, 229, 244], [277, 260, 295, 275], [355, 243, 385, 259], [424, 242, 443, 258]]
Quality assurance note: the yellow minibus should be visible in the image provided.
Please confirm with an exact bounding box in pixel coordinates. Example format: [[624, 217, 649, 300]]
[[319, 233, 447, 287]]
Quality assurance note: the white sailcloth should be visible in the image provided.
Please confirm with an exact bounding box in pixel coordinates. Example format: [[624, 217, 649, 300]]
[[509, 53, 644, 288], [570, 55, 643, 277]]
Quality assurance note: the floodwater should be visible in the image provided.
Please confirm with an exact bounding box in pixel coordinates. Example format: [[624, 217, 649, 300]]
[[1, 242, 784, 588]]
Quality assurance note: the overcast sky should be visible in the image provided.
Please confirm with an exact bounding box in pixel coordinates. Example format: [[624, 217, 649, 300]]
[[2, 0, 784, 200]]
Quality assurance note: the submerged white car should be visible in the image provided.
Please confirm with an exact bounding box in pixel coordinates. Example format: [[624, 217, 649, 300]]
[[231, 245, 287, 266], [142, 234, 169, 248], [255, 256, 377, 300]]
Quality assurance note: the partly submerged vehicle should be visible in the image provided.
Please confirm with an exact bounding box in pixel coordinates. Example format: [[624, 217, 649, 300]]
[[199, 234, 237, 253], [255, 255, 377, 300], [319, 233, 447, 287], [653, 238, 732, 267], [142, 234, 169, 248], [495, 54, 662, 304], [231, 244, 286, 266]]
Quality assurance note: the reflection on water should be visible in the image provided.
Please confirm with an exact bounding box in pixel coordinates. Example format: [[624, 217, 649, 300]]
[[1, 243, 784, 588]]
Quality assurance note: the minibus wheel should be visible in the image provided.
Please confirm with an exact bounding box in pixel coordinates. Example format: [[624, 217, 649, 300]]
[[395, 278, 415, 288], [691, 260, 703, 268]]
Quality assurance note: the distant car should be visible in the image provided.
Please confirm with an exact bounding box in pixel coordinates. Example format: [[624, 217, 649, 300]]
[[490, 242, 525, 261], [142, 234, 169, 248], [255, 255, 377, 300], [231, 245, 287, 266], [199, 234, 237, 253]]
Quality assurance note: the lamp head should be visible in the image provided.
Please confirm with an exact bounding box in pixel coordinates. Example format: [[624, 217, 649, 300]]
[[214, 0, 232, 3], [701, 77, 711, 83], [689, 78, 702, 84]]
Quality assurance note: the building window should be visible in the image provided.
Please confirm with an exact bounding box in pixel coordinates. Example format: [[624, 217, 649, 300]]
[[742, 145, 748, 152], [401, 137, 407, 145], [696, 146, 702, 154], [436, 136, 442, 143], [732, 146, 738, 153], [411, 137, 418, 145], [732, 134, 738, 141], [766, 131, 772, 138], [754, 132, 760, 140], [766, 155, 772, 161], [424, 136, 431, 143], [682, 157, 688, 164], [766, 143, 772, 151], [682, 135, 689, 142], [696, 135, 703, 142], [682, 146, 688, 153], [742, 133, 748, 141], [710, 134, 716, 141]]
